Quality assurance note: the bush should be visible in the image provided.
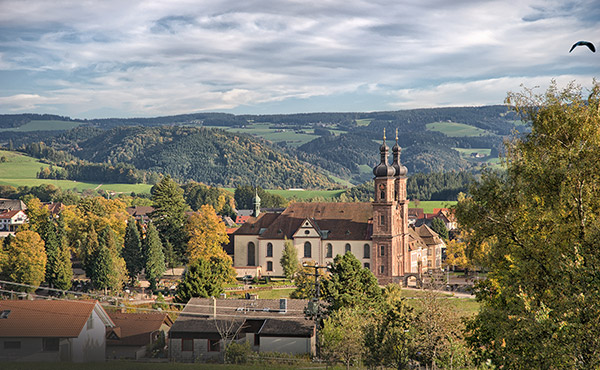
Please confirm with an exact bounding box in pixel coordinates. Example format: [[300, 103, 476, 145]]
[[224, 341, 252, 364]]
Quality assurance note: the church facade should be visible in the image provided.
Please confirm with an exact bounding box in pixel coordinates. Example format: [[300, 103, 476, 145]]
[[232, 132, 444, 284]]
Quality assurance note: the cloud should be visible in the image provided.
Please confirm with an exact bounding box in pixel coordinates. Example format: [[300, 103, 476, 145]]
[[0, 0, 598, 117]]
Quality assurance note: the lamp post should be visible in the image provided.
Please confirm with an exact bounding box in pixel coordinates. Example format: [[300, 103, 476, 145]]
[[302, 262, 330, 359]]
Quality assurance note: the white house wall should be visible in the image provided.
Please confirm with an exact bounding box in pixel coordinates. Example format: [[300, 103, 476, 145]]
[[71, 308, 107, 362], [0, 338, 63, 362]]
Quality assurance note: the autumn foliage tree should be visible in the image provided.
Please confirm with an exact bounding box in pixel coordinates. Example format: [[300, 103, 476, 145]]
[[185, 204, 229, 262], [457, 81, 600, 368], [1, 230, 47, 292]]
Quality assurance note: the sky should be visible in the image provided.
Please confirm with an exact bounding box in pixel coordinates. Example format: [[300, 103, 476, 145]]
[[0, 0, 599, 119]]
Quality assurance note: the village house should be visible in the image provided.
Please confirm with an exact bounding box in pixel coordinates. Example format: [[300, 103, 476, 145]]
[[0, 198, 27, 212], [0, 300, 115, 362], [106, 312, 173, 360], [231, 132, 445, 284], [0, 209, 28, 235], [169, 297, 315, 362]]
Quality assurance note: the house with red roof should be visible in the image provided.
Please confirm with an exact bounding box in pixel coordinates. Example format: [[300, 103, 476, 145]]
[[0, 209, 28, 234], [0, 299, 115, 362], [106, 312, 173, 360]]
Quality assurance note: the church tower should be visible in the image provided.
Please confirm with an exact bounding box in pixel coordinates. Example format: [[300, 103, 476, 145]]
[[391, 129, 410, 276], [371, 129, 402, 283]]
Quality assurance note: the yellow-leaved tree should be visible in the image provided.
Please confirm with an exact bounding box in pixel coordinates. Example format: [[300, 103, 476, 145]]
[[2, 230, 47, 292], [185, 204, 230, 262]]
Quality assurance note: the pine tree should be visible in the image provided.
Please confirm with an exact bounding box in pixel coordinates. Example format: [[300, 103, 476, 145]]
[[150, 175, 188, 264], [430, 218, 449, 240], [144, 223, 165, 291], [82, 226, 99, 279], [91, 244, 115, 294], [122, 218, 143, 283], [175, 256, 236, 303], [40, 219, 71, 290]]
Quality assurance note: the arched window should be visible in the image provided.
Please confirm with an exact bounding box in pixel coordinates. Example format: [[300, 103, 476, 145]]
[[380, 191, 385, 200], [267, 261, 273, 271], [364, 263, 371, 269], [247, 242, 255, 266], [304, 241, 312, 258], [266, 242, 273, 257], [363, 244, 370, 258], [326, 243, 333, 258], [345, 243, 351, 253], [380, 265, 385, 274]]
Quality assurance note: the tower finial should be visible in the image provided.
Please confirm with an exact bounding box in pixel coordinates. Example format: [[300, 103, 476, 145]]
[[383, 128, 386, 143], [395, 128, 398, 143]]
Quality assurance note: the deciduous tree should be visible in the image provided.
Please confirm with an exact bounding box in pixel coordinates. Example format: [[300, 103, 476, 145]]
[[175, 256, 236, 303], [185, 204, 229, 262], [280, 238, 299, 279], [1, 230, 47, 292]]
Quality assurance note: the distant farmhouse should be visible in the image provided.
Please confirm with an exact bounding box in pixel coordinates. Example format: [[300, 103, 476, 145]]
[[231, 133, 446, 284]]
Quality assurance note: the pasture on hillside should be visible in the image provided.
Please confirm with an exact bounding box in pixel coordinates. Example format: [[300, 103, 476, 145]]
[[426, 121, 492, 137], [0, 120, 84, 132]]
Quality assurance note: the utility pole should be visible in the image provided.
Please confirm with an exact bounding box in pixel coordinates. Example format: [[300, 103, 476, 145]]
[[302, 262, 330, 359]]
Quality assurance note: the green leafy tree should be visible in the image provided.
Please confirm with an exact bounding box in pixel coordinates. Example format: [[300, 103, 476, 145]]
[[322, 252, 383, 312], [122, 218, 143, 283], [144, 222, 166, 291], [320, 307, 368, 369], [364, 299, 415, 370], [457, 81, 600, 368], [150, 175, 188, 264], [175, 256, 236, 303], [290, 261, 321, 299], [430, 217, 449, 240], [280, 238, 299, 279], [1, 230, 47, 292]]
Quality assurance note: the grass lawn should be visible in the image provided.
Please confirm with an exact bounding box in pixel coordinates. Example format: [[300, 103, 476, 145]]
[[0, 120, 84, 132], [426, 122, 492, 137]]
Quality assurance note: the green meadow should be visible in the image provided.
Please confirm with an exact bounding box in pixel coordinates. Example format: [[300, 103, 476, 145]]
[[0, 120, 84, 132], [0, 150, 152, 194], [426, 121, 492, 137], [204, 123, 318, 147]]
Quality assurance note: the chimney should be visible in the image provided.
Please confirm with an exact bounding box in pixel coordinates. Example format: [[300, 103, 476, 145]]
[[212, 296, 217, 318], [279, 298, 287, 313]]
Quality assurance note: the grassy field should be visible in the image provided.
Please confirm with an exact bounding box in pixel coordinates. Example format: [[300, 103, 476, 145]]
[[355, 118, 373, 126], [0, 150, 152, 194], [426, 121, 492, 137], [453, 148, 492, 157], [408, 200, 456, 213], [0, 120, 84, 132], [204, 123, 318, 147]]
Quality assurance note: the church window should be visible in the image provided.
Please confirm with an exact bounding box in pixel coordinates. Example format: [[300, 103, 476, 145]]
[[380, 265, 385, 274], [247, 242, 255, 266], [267, 261, 273, 271], [345, 243, 351, 253], [380, 214, 385, 225], [326, 243, 333, 258], [304, 242, 312, 258], [364, 263, 370, 269], [380, 191, 385, 200], [266, 243, 273, 257], [364, 244, 370, 258], [380, 245, 385, 256]]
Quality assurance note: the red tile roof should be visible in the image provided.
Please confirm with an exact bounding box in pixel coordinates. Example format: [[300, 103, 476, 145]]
[[0, 210, 22, 219], [0, 300, 110, 338], [107, 312, 172, 346], [235, 202, 373, 241]]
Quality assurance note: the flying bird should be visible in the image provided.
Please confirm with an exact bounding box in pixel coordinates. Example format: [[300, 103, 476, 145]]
[[569, 41, 596, 53]]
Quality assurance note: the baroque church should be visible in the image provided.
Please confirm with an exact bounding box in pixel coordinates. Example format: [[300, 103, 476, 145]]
[[232, 131, 445, 284]]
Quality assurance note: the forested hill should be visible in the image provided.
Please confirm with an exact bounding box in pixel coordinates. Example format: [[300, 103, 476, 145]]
[[45, 126, 338, 189]]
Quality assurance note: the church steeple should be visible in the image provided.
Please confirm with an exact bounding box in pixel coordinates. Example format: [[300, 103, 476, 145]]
[[253, 188, 261, 217], [392, 128, 408, 178], [373, 129, 395, 178]]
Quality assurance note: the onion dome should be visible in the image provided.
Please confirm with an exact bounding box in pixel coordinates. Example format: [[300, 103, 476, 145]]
[[392, 128, 408, 177], [373, 129, 395, 177]]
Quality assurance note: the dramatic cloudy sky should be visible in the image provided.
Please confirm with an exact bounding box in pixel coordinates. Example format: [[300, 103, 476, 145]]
[[0, 0, 598, 118]]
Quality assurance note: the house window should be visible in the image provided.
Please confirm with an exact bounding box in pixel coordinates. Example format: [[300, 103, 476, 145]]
[[427, 260, 432, 268], [364, 244, 370, 258], [87, 316, 94, 330], [427, 248, 432, 256], [380, 245, 385, 256], [304, 242, 312, 258], [364, 263, 370, 269], [380, 265, 385, 274], [267, 261, 273, 271], [326, 243, 333, 258], [43, 338, 59, 352], [266, 243, 273, 257], [208, 339, 221, 352], [247, 242, 256, 266], [3, 341, 20, 350], [182, 338, 193, 352], [345, 243, 351, 253]]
